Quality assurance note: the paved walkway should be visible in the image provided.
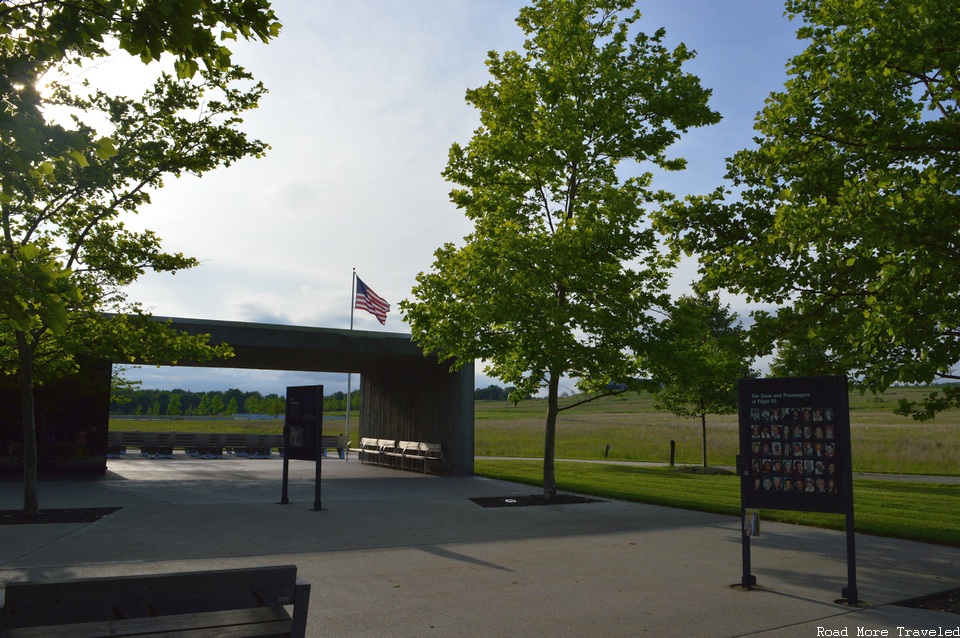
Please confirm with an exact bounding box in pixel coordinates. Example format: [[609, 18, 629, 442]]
[[1, 456, 959, 637]]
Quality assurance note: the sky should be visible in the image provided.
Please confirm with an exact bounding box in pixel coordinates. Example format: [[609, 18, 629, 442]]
[[94, 1, 808, 396]]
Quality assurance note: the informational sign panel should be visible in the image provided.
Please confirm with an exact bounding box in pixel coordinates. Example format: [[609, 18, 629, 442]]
[[281, 385, 324, 510], [284, 385, 323, 462], [738, 376, 853, 515], [737, 376, 858, 603]]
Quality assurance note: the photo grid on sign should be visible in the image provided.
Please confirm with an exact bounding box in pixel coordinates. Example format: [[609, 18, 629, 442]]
[[747, 405, 840, 495]]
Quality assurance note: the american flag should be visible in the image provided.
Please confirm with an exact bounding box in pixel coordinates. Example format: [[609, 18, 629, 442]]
[[355, 277, 390, 325]]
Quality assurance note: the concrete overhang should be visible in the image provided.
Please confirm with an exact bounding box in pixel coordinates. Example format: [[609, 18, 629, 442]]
[[152, 316, 434, 374]]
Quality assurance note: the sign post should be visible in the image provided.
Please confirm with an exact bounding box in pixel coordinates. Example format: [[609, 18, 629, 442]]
[[280, 385, 324, 510], [737, 376, 857, 604], [736, 453, 757, 589]]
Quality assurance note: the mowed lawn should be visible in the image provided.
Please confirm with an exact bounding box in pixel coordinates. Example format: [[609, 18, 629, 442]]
[[473, 459, 960, 547], [473, 387, 959, 546]]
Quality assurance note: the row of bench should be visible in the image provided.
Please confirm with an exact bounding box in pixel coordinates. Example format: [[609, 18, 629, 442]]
[[106, 433, 444, 472], [107, 432, 349, 460], [350, 437, 443, 473]]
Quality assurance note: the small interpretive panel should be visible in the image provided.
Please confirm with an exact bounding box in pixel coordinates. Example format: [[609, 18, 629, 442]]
[[284, 385, 323, 461]]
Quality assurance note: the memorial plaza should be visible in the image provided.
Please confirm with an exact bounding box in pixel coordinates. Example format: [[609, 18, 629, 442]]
[[1, 456, 958, 637]]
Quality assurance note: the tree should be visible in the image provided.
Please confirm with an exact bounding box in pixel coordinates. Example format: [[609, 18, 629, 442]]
[[475, 385, 509, 401], [656, 0, 960, 419], [643, 293, 756, 467], [1, 1, 279, 513], [767, 332, 839, 380], [166, 392, 182, 416], [209, 394, 226, 416], [262, 394, 285, 418], [323, 391, 345, 412], [401, 0, 720, 497], [243, 393, 264, 414], [197, 393, 212, 416]]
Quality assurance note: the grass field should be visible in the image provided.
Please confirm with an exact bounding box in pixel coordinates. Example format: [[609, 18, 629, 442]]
[[110, 418, 285, 435], [472, 459, 960, 547], [473, 389, 960, 476]]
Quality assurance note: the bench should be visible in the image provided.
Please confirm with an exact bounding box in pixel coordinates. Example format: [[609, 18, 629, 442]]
[[319, 435, 348, 459], [107, 432, 286, 460], [407, 441, 443, 473], [350, 437, 387, 465], [383, 440, 417, 470], [142, 432, 175, 458], [183, 432, 225, 459], [108, 431, 143, 458], [385, 441, 443, 472], [253, 434, 284, 458], [106, 431, 125, 458], [225, 434, 284, 459], [382, 440, 408, 466], [351, 438, 443, 472], [0, 564, 310, 637]]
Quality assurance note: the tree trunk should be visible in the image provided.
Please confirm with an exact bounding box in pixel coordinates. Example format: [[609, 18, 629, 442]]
[[543, 372, 560, 499], [700, 411, 708, 469], [16, 330, 40, 515]]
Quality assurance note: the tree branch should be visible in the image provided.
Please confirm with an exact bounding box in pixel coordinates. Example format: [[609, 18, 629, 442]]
[[557, 387, 629, 412]]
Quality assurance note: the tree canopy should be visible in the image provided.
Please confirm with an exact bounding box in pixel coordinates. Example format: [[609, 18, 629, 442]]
[[401, 0, 719, 496], [1, 1, 280, 190], [1, 0, 280, 512], [656, 0, 960, 418]]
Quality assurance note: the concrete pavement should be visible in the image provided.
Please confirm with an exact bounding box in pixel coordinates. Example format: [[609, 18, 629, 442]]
[[1, 455, 958, 637]]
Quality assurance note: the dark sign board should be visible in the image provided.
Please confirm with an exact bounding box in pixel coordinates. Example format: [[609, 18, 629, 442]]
[[738, 376, 853, 515], [284, 385, 323, 462]]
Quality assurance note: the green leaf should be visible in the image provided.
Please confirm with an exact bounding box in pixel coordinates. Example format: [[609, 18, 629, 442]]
[[95, 137, 118, 159], [68, 149, 89, 167]]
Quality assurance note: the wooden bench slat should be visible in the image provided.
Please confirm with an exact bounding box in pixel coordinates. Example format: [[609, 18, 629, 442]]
[[4, 607, 292, 638]]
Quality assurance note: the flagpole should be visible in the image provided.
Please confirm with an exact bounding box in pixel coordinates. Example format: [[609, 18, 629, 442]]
[[345, 268, 356, 450]]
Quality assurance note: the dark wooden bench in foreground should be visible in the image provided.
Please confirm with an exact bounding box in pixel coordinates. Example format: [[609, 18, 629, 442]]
[[0, 564, 310, 637]]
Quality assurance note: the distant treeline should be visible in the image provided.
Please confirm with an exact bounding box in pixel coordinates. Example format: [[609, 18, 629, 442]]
[[111, 385, 523, 416], [110, 388, 360, 417], [474, 385, 529, 401]]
